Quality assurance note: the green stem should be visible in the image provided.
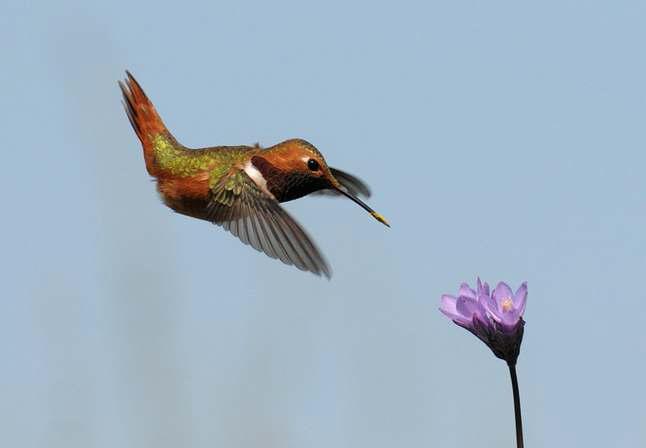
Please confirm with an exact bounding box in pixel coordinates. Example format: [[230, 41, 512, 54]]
[[508, 363, 524, 448]]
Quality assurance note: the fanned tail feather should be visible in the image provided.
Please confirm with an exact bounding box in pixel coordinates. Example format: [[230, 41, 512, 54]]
[[119, 71, 175, 176]]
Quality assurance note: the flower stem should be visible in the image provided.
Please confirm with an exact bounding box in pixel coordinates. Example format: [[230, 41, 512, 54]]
[[508, 363, 524, 448]]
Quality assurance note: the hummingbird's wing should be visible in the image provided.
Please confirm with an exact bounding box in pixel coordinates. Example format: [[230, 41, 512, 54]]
[[207, 170, 331, 278], [313, 168, 372, 198]]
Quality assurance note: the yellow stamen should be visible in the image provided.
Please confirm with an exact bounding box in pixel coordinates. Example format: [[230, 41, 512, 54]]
[[501, 297, 513, 313]]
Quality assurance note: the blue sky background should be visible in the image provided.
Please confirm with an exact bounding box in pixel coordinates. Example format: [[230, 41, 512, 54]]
[[2, 1, 645, 447]]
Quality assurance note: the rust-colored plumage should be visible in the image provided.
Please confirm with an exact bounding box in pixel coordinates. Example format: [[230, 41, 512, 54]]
[[119, 71, 389, 277], [119, 72, 173, 176]]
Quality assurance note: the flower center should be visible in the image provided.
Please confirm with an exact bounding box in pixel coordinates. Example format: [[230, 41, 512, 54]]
[[501, 297, 513, 313]]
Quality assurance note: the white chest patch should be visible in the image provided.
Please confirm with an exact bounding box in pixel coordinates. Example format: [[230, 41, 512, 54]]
[[243, 160, 273, 198]]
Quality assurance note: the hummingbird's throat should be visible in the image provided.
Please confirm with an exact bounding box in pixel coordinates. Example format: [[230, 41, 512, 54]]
[[250, 155, 328, 202]]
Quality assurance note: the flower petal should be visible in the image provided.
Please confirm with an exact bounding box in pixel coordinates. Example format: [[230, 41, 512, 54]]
[[482, 294, 502, 322], [477, 277, 484, 294], [456, 296, 487, 325], [499, 308, 521, 328], [513, 282, 528, 316], [440, 295, 474, 326], [439, 294, 459, 317], [458, 283, 477, 300], [493, 282, 514, 309], [476, 277, 488, 298]]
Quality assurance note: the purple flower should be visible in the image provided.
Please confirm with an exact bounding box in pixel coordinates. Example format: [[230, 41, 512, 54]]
[[440, 278, 527, 364], [482, 281, 527, 332]]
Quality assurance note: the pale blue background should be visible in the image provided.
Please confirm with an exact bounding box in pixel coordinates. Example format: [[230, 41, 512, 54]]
[[2, 1, 645, 447]]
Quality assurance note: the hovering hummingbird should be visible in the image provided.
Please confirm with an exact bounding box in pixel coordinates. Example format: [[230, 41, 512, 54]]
[[119, 71, 389, 278]]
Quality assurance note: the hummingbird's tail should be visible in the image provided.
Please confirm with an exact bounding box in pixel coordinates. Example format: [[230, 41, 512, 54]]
[[119, 71, 176, 176]]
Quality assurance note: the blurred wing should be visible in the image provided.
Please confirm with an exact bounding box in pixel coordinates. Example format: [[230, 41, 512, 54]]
[[314, 167, 372, 198], [207, 170, 331, 278]]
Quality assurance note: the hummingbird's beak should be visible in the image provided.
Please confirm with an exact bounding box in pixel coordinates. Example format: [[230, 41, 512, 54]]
[[335, 186, 390, 227]]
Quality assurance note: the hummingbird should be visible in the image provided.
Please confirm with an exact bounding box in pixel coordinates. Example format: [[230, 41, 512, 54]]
[[119, 71, 389, 278]]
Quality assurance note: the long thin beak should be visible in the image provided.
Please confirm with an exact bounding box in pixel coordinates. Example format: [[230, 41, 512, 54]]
[[336, 187, 390, 227]]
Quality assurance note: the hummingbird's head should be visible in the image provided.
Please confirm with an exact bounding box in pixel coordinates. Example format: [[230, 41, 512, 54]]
[[252, 139, 389, 226]]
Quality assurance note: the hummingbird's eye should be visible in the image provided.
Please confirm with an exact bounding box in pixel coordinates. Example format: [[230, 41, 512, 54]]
[[307, 159, 320, 171]]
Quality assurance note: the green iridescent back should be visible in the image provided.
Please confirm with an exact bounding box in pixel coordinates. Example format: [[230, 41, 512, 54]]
[[151, 133, 257, 186]]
